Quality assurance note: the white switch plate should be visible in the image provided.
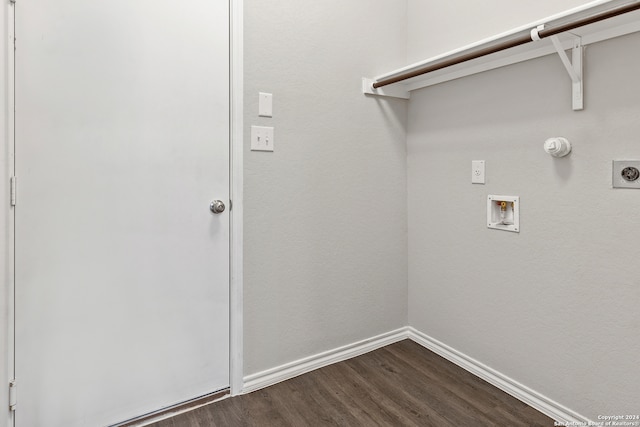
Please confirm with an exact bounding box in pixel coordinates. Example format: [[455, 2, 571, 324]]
[[472, 160, 485, 184], [258, 92, 273, 117], [251, 126, 274, 152]]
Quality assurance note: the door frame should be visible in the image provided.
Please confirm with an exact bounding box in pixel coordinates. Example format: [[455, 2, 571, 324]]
[[2, 0, 244, 424], [229, 0, 244, 397]]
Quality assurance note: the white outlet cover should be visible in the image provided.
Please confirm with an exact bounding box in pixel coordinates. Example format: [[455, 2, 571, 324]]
[[472, 160, 485, 184], [251, 126, 274, 152]]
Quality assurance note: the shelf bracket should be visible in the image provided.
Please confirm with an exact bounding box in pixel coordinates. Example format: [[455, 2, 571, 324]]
[[362, 78, 410, 100], [549, 35, 583, 111]]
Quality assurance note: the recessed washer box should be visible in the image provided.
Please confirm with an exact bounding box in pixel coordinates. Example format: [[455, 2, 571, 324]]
[[487, 195, 519, 233], [613, 160, 640, 189]]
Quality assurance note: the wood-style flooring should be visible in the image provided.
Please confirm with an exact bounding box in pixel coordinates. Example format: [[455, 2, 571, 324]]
[[149, 340, 554, 426]]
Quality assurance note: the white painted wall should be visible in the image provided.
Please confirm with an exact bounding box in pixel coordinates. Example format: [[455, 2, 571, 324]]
[[243, 0, 409, 376], [407, 8, 640, 420], [1, 2, 10, 425], [407, 0, 594, 63]]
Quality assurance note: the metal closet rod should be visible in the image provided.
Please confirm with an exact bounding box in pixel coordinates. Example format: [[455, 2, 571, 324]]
[[372, 1, 640, 89]]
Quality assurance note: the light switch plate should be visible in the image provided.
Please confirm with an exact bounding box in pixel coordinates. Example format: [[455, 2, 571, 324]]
[[251, 126, 274, 152], [258, 92, 272, 117], [472, 160, 485, 184]]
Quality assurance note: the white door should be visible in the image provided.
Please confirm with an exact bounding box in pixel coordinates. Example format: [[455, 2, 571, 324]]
[[14, 1, 230, 426]]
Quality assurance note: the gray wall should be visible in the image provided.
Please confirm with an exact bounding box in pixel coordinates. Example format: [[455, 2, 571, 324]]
[[406, 0, 589, 63], [407, 32, 640, 419], [243, 0, 409, 376]]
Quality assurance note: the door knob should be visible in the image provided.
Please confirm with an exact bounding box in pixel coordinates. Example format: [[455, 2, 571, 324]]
[[210, 200, 226, 214]]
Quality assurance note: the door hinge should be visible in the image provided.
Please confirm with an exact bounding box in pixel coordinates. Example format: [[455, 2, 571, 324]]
[[9, 380, 16, 411], [10, 176, 16, 206]]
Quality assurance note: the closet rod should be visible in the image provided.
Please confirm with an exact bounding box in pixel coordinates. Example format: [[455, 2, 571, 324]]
[[372, 0, 640, 89]]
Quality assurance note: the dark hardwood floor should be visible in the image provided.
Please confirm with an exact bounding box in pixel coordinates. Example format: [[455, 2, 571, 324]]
[[149, 340, 554, 426]]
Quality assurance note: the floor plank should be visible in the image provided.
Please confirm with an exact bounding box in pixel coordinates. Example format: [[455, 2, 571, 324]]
[[148, 340, 554, 426]]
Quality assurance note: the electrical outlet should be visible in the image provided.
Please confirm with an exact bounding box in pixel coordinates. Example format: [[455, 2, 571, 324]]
[[472, 160, 485, 184], [251, 126, 274, 152], [613, 160, 640, 188]]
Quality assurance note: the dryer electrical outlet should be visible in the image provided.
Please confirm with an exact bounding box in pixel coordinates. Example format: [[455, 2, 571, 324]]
[[613, 160, 640, 188]]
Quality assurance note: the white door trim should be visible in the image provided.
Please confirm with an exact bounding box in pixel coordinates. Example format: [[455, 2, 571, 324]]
[[6, 1, 16, 426], [229, 0, 244, 396]]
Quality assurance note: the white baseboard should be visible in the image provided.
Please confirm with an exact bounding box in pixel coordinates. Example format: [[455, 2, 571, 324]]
[[242, 327, 410, 393], [241, 326, 590, 425], [407, 327, 591, 425]]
